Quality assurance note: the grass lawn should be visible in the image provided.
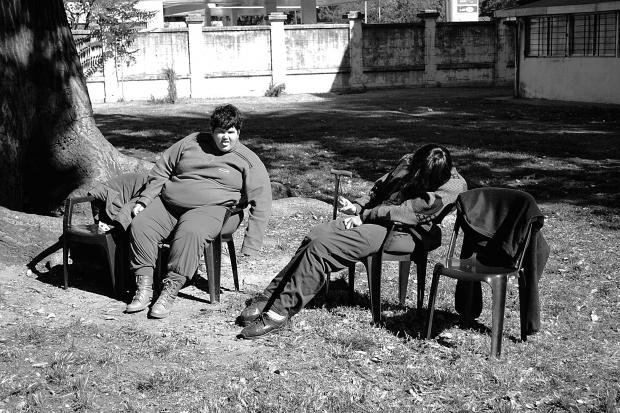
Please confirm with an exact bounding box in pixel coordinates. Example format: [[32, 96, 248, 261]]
[[0, 87, 618, 412]]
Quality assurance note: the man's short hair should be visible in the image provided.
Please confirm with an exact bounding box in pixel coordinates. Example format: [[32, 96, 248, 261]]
[[210, 104, 244, 131]]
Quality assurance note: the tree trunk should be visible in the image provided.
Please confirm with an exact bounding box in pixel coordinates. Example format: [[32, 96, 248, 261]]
[[0, 0, 150, 214]]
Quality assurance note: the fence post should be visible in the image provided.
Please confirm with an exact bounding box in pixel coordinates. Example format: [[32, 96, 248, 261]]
[[187, 14, 204, 98], [346, 11, 365, 91], [268, 12, 288, 88], [417, 10, 440, 86]]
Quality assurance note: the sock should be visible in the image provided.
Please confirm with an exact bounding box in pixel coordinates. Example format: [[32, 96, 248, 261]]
[[266, 309, 286, 321]]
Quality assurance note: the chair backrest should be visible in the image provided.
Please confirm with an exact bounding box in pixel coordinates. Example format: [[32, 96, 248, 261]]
[[63, 196, 96, 231], [448, 188, 543, 270]]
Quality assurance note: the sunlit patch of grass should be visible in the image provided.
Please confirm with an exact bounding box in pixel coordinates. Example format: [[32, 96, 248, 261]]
[[70, 376, 94, 412], [136, 370, 194, 394]]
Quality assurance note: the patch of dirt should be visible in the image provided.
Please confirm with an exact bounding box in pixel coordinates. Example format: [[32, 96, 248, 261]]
[[0, 197, 332, 348]]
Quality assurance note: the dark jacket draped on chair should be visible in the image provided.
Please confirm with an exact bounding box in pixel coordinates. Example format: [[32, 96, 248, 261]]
[[454, 188, 550, 335]]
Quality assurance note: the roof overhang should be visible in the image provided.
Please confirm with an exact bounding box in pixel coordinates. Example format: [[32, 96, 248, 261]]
[[495, 0, 620, 17]]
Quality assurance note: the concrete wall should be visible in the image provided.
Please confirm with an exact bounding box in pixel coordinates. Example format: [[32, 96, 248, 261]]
[[362, 23, 426, 88], [83, 13, 515, 102], [284, 24, 351, 93], [519, 57, 620, 105]]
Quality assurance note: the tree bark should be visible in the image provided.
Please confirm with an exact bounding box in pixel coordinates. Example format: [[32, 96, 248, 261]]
[[0, 0, 150, 214]]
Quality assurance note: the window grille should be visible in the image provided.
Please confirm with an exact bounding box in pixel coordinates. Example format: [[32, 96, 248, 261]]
[[527, 12, 618, 57], [571, 12, 617, 56], [526, 15, 567, 56]]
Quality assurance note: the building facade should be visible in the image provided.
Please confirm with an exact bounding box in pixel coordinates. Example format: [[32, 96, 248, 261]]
[[496, 0, 620, 104]]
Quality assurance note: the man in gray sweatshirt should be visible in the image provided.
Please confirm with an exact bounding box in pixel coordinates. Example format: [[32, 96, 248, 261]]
[[126, 104, 272, 319]]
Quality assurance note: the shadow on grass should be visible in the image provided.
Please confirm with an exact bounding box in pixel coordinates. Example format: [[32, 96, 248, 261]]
[[95, 88, 620, 212]]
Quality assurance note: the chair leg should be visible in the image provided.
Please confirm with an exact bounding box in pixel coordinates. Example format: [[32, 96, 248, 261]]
[[425, 265, 441, 339], [62, 236, 69, 290], [365, 253, 382, 324], [155, 244, 167, 295], [518, 274, 528, 342], [398, 260, 411, 306], [348, 264, 356, 304], [205, 239, 222, 303], [415, 253, 428, 312], [227, 240, 239, 291], [489, 276, 508, 358], [103, 235, 117, 298]]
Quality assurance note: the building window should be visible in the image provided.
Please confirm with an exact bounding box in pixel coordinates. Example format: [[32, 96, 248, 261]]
[[526, 16, 568, 57], [526, 12, 618, 57], [572, 12, 617, 56]]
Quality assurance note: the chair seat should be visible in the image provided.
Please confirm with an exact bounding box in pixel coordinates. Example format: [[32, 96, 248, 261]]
[[65, 223, 117, 238], [440, 257, 519, 279]]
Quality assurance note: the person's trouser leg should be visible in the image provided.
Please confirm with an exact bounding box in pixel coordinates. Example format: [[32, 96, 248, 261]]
[[263, 219, 387, 317], [150, 205, 228, 318], [126, 197, 176, 312]]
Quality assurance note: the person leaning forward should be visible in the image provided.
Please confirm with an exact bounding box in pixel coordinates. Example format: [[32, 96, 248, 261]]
[[236, 143, 467, 339], [126, 104, 272, 319]]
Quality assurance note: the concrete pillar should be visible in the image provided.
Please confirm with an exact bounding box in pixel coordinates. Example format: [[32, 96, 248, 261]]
[[301, 0, 317, 24], [346, 11, 365, 91], [103, 56, 120, 103], [264, 0, 277, 16], [187, 14, 205, 98], [417, 10, 440, 86], [268, 12, 287, 87], [495, 18, 516, 85], [203, 1, 212, 26]]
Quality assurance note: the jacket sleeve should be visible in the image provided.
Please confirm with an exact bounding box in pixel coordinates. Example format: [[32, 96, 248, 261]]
[[240, 157, 272, 255], [361, 168, 467, 225], [351, 171, 390, 213], [136, 138, 185, 207]]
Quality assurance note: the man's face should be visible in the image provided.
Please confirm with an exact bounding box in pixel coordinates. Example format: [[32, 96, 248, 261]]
[[211, 126, 239, 152]]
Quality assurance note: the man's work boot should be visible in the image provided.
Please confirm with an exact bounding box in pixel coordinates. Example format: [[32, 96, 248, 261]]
[[125, 274, 153, 313], [149, 275, 185, 319]]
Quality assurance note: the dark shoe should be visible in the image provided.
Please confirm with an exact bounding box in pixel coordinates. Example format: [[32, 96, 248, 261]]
[[238, 313, 288, 339], [149, 276, 184, 319], [236, 301, 267, 326], [125, 275, 153, 313]]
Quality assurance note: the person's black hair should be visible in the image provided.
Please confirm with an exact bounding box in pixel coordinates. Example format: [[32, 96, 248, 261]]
[[410, 144, 453, 191], [210, 104, 243, 131]]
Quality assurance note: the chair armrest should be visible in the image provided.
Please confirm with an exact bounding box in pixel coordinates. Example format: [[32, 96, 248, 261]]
[[63, 196, 96, 230], [223, 206, 245, 225]]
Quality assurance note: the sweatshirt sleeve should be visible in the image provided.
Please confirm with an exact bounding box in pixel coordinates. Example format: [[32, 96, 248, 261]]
[[361, 168, 467, 225], [136, 138, 186, 207], [240, 156, 272, 255]]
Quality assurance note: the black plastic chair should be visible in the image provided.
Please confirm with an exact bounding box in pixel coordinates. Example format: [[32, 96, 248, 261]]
[[329, 169, 446, 324], [425, 188, 539, 358], [155, 207, 244, 303], [62, 196, 125, 298]]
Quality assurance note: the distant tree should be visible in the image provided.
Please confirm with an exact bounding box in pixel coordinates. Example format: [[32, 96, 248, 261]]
[[0, 0, 150, 213], [318, 0, 446, 23], [479, 0, 519, 17], [64, 0, 155, 77]]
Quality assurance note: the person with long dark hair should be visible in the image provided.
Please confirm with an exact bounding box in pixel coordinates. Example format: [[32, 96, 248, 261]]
[[237, 144, 466, 339]]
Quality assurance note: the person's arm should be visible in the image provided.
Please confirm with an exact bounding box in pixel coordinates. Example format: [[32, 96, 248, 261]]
[[135, 137, 187, 208], [240, 157, 272, 255], [350, 170, 390, 213], [361, 168, 467, 225]]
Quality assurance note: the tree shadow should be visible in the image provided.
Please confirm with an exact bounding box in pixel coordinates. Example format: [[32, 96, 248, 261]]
[[94, 88, 620, 212]]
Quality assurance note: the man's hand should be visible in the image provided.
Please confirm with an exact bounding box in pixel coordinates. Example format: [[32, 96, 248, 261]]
[[132, 202, 145, 217], [337, 196, 357, 215], [343, 215, 362, 229], [98, 222, 111, 232]]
